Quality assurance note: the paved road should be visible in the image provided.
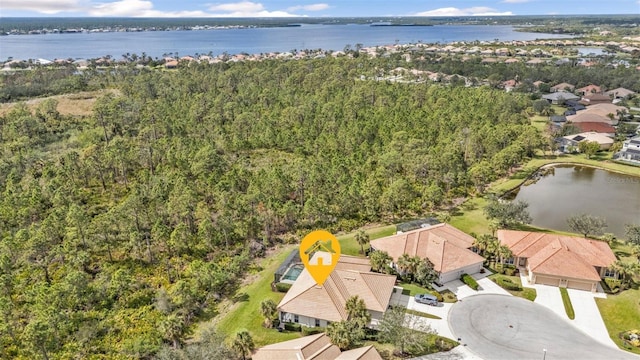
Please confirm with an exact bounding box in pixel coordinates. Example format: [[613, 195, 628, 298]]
[[448, 294, 639, 360]]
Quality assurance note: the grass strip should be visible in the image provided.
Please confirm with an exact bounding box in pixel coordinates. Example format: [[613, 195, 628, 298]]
[[405, 308, 442, 320], [559, 287, 575, 320]]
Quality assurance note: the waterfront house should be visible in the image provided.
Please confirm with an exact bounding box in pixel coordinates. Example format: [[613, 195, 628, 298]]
[[614, 136, 640, 164], [558, 132, 614, 152], [498, 230, 616, 292]]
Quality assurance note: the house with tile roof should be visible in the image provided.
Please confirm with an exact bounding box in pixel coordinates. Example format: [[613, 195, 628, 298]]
[[550, 82, 575, 92], [498, 230, 616, 292], [252, 333, 383, 360], [573, 122, 616, 137], [277, 254, 401, 328], [558, 131, 614, 152], [542, 91, 580, 104], [369, 223, 485, 284], [580, 93, 611, 105], [605, 87, 636, 99], [577, 84, 603, 95]]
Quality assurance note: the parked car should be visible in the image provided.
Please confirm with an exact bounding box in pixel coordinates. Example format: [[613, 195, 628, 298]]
[[415, 293, 438, 306]]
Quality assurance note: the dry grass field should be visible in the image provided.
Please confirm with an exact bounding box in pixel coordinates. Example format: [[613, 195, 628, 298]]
[[0, 89, 117, 117]]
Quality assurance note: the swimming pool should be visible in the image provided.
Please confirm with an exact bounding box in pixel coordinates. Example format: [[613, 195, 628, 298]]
[[281, 263, 304, 282]]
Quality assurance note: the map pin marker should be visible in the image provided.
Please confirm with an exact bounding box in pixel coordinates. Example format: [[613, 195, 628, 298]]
[[300, 230, 341, 286]]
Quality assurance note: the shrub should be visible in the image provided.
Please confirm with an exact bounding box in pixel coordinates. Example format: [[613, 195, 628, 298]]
[[284, 322, 301, 332], [497, 278, 522, 291], [604, 278, 621, 293], [302, 326, 325, 336], [504, 268, 516, 276], [461, 274, 479, 290], [275, 282, 292, 293]]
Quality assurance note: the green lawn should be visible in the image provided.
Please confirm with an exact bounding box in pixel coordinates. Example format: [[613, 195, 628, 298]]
[[449, 197, 491, 236], [596, 286, 640, 355], [559, 287, 575, 320], [399, 282, 428, 296], [337, 224, 396, 256], [405, 308, 442, 320], [215, 244, 302, 347], [488, 273, 537, 301]]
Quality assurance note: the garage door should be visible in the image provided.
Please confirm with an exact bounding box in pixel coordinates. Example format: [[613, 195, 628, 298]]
[[567, 280, 593, 291], [536, 276, 560, 286]]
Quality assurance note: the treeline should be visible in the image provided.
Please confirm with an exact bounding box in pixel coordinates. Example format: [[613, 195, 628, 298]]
[[0, 57, 541, 358]]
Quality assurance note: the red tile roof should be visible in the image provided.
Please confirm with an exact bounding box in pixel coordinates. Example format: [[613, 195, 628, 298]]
[[498, 230, 616, 281], [574, 122, 615, 133], [370, 223, 485, 273]]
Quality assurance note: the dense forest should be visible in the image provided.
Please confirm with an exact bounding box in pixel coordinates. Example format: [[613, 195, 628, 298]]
[[0, 57, 542, 358]]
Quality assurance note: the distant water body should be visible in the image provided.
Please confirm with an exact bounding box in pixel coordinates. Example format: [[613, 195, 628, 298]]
[[0, 24, 572, 60]]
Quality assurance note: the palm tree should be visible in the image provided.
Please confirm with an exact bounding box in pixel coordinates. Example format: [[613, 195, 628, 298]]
[[396, 253, 413, 278], [613, 260, 640, 289], [232, 330, 254, 360], [496, 245, 513, 265], [345, 295, 371, 328], [354, 230, 370, 255], [473, 234, 492, 256], [485, 238, 500, 263], [260, 299, 277, 328]]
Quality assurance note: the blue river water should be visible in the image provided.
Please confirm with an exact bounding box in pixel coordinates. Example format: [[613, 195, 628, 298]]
[[0, 24, 571, 60]]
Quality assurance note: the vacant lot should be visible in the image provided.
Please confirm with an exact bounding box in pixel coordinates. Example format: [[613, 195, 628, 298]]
[[0, 89, 116, 117]]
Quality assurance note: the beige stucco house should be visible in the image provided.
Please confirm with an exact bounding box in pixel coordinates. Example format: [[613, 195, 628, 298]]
[[370, 223, 485, 284], [498, 230, 617, 292], [253, 333, 383, 360], [277, 254, 401, 328]]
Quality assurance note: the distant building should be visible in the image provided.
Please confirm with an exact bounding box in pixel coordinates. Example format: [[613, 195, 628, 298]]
[[550, 82, 575, 92], [542, 91, 580, 105], [577, 84, 602, 95], [605, 87, 636, 100], [614, 136, 640, 164]]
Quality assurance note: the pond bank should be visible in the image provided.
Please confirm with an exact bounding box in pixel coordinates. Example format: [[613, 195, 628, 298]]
[[490, 156, 640, 197]]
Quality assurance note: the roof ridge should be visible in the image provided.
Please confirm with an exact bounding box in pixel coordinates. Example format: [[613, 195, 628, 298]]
[[307, 342, 337, 359], [529, 243, 563, 271], [325, 272, 348, 320]]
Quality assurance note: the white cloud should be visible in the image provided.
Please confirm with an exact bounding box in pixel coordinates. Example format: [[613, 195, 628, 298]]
[[206, 1, 299, 16], [1, 0, 85, 14], [415, 6, 513, 16], [2, 0, 302, 17], [287, 3, 330, 12]]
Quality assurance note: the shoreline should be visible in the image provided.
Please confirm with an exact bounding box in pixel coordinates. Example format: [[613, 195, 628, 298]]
[[493, 159, 640, 198]]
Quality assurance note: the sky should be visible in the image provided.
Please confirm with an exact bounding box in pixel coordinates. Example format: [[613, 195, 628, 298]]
[[1, 0, 639, 17]]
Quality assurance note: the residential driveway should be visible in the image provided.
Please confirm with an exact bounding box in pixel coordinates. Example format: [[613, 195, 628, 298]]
[[448, 294, 639, 360], [443, 277, 510, 300], [568, 288, 617, 348], [533, 284, 568, 319], [407, 296, 455, 339]]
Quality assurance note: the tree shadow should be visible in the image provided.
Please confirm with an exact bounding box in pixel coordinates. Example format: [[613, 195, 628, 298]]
[[232, 292, 250, 303]]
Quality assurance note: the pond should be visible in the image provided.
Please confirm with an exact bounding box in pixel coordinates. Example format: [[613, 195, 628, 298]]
[[574, 47, 606, 56], [512, 165, 640, 238]]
